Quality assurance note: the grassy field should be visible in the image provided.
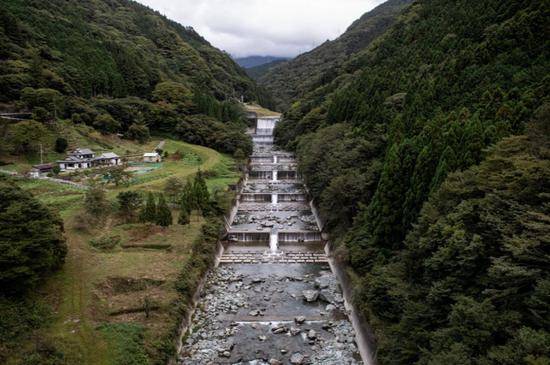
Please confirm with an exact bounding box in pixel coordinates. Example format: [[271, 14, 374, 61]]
[[3, 134, 240, 364], [244, 102, 281, 117]]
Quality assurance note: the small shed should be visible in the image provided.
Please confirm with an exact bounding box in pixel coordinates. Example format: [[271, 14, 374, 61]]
[[29, 163, 54, 177], [143, 152, 161, 163]]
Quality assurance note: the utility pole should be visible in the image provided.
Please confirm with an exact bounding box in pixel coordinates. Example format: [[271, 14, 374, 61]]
[[40, 143, 43, 164]]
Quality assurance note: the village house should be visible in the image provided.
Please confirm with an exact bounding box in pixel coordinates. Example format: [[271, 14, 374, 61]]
[[143, 152, 161, 163], [94, 152, 122, 167], [57, 148, 121, 171], [29, 163, 55, 178]]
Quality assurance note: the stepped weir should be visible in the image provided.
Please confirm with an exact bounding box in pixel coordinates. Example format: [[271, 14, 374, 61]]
[[179, 116, 363, 364]]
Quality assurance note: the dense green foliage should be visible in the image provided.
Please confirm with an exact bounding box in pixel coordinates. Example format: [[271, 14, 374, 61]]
[[0, 176, 67, 294], [139, 192, 158, 224], [259, 0, 412, 110], [0, 296, 60, 364], [245, 59, 288, 80], [117, 191, 142, 222], [155, 194, 172, 227], [0, 0, 267, 154], [274, 0, 549, 363], [356, 132, 550, 364], [84, 183, 110, 219], [0, 0, 261, 100]]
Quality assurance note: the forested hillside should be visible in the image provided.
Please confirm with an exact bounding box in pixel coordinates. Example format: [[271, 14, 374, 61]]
[[275, 0, 550, 363], [235, 55, 289, 69], [259, 0, 412, 110], [0, 0, 274, 155], [246, 59, 288, 80]]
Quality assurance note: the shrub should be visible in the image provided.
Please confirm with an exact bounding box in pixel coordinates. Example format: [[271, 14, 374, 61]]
[[89, 235, 120, 251]]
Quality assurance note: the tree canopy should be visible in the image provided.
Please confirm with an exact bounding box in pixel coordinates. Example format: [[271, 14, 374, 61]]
[[0, 177, 67, 294]]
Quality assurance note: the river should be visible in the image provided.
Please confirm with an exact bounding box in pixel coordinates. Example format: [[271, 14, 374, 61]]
[[178, 116, 363, 364]]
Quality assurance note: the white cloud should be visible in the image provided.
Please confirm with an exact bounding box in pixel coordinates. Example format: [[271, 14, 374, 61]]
[[135, 0, 386, 57]]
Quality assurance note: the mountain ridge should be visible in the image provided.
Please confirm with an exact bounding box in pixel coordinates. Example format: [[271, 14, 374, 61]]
[[258, 0, 413, 111], [234, 55, 290, 69]]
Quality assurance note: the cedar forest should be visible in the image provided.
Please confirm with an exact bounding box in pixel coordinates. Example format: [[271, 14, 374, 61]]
[[274, 0, 549, 363]]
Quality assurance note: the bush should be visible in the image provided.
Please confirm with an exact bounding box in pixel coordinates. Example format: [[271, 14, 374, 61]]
[[0, 296, 62, 364], [89, 235, 120, 251]]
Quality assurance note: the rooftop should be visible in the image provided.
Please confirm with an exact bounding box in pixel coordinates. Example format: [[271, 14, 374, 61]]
[[70, 148, 94, 155], [96, 152, 119, 159]]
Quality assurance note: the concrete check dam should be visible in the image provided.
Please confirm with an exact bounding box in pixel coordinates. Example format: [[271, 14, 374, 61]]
[[178, 116, 365, 365]]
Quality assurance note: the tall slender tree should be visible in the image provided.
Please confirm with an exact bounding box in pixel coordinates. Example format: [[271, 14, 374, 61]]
[[193, 169, 210, 212], [155, 194, 172, 227], [139, 192, 157, 223]]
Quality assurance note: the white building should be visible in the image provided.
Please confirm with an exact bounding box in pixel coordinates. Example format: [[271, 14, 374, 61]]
[[57, 148, 121, 171], [94, 152, 121, 167], [143, 152, 161, 163], [29, 163, 55, 177]]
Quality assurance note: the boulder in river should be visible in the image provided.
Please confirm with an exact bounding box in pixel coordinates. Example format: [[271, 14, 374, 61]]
[[290, 352, 306, 364], [302, 290, 319, 302]]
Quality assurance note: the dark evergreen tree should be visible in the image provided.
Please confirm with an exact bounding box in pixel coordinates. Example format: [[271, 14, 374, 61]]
[[155, 194, 172, 227], [54, 137, 68, 153], [178, 191, 191, 225], [116, 191, 142, 222], [193, 170, 210, 212], [84, 182, 109, 219], [139, 192, 157, 223], [0, 177, 67, 294]]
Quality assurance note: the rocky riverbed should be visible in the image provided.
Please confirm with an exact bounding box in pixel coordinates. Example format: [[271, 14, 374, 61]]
[[179, 117, 363, 364], [179, 265, 362, 364]]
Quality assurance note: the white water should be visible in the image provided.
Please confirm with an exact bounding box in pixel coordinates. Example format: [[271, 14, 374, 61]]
[[257, 117, 279, 130], [269, 230, 278, 253]]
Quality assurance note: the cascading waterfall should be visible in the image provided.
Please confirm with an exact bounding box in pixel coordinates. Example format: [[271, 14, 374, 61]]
[[249, 170, 273, 180], [252, 135, 274, 143], [229, 232, 270, 242], [277, 170, 297, 180], [269, 230, 278, 253], [256, 117, 279, 131], [278, 194, 306, 202], [278, 231, 322, 242], [241, 194, 272, 202]]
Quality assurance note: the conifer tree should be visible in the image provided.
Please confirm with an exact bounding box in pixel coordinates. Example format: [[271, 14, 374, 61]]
[[193, 170, 210, 212], [85, 182, 109, 219], [139, 192, 157, 223], [155, 194, 172, 227], [178, 192, 191, 225]]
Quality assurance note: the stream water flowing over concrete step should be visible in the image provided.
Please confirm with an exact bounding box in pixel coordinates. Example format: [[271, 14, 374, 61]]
[[178, 116, 363, 365]]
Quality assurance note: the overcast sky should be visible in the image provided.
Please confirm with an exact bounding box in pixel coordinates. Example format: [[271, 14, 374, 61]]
[[135, 0, 386, 58]]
